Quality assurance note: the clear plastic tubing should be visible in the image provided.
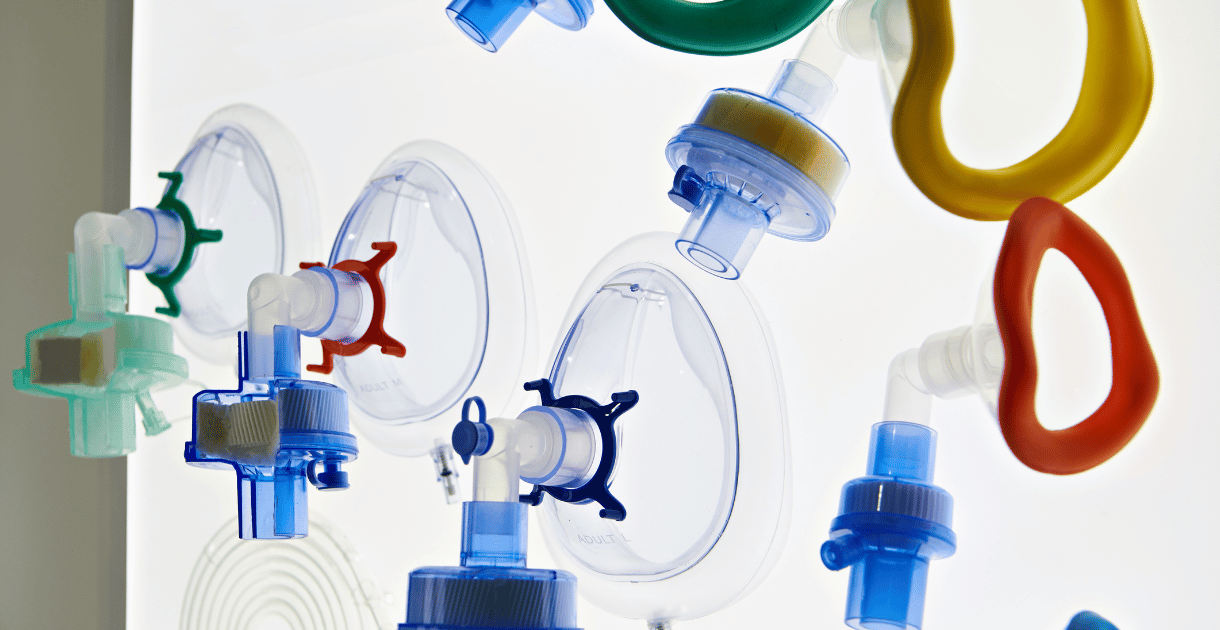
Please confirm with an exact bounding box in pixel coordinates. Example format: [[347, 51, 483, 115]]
[[73, 208, 184, 318], [246, 267, 374, 382]]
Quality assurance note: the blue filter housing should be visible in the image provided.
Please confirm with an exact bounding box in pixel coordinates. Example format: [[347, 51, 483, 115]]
[[821, 422, 956, 630], [185, 328, 357, 539], [402, 501, 579, 630]]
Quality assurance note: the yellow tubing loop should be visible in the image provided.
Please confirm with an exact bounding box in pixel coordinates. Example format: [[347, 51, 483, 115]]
[[891, 0, 1153, 221]]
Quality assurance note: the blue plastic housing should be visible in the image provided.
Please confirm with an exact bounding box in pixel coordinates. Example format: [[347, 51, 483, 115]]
[[184, 328, 357, 539], [401, 501, 580, 630], [822, 422, 956, 630]]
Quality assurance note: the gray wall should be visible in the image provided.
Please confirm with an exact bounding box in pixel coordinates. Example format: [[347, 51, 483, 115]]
[[1, 1, 131, 628]]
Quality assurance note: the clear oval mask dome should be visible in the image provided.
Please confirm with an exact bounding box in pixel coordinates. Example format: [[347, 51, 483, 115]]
[[547, 265, 736, 577], [170, 104, 320, 366], [331, 141, 536, 457], [537, 233, 789, 623]]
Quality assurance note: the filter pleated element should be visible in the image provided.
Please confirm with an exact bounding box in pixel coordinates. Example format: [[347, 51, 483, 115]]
[[278, 385, 349, 433], [181, 516, 392, 630]]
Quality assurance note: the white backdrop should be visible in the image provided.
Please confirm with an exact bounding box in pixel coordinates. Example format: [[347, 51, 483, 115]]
[[128, 1, 1219, 629]]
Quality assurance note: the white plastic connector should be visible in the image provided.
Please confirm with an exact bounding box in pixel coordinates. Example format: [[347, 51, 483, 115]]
[[73, 208, 184, 318], [472, 407, 600, 503], [245, 267, 374, 382], [883, 324, 1005, 425]]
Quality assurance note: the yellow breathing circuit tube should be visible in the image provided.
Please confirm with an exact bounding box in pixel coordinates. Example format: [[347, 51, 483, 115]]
[[891, 0, 1154, 221]]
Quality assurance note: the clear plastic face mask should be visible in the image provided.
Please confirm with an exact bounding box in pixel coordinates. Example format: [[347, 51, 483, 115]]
[[546, 265, 737, 578], [174, 125, 282, 336], [536, 233, 789, 623], [332, 160, 487, 421], [168, 105, 320, 366], [331, 141, 536, 457]]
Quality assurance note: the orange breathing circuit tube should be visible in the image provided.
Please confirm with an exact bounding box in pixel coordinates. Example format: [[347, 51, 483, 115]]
[[892, 0, 1154, 221], [994, 198, 1158, 475]]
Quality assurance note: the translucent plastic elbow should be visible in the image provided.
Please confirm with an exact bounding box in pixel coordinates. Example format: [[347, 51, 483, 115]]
[[246, 267, 374, 382], [73, 208, 184, 317], [465, 407, 600, 503]]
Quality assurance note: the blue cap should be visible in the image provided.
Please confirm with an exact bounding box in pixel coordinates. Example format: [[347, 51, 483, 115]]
[[822, 422, 956, 630]]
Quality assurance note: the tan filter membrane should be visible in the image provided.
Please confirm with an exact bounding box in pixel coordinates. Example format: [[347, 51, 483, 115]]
[[32, 332, 110, 387], [181, 516, 392, 630], [194, 401, 230, 459], [693, 90, 849, 200]]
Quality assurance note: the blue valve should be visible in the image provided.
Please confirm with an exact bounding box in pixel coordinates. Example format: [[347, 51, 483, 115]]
[[822, 422, 956, 630]]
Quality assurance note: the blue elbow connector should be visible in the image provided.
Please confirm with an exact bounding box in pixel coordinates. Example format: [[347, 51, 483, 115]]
[[822, 422, 956, 630]]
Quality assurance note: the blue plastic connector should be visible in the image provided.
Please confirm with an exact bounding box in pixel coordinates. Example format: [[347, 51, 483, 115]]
[[462, 501, 528, 568], [401, 500, 580, 630], [446, 0, 592, 52], [1066, 611, 1118, 630], [185, 331, 358, 539], [822, 422, 955, 630]]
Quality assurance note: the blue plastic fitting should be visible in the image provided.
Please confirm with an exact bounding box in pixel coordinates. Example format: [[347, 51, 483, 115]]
[[185, 331, 358, 539], [822, 422, 956, 630], [1066, 611, 1118, 630], [401, 500, 580, 630], [462, 501, 528, 568], [446, 0, 592, 53]]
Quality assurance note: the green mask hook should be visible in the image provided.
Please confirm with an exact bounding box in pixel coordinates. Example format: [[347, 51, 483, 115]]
[[145, 171, 223, 317]]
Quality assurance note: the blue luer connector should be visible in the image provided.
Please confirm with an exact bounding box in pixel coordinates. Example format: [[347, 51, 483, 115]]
[[822, 422, 956, 630]]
